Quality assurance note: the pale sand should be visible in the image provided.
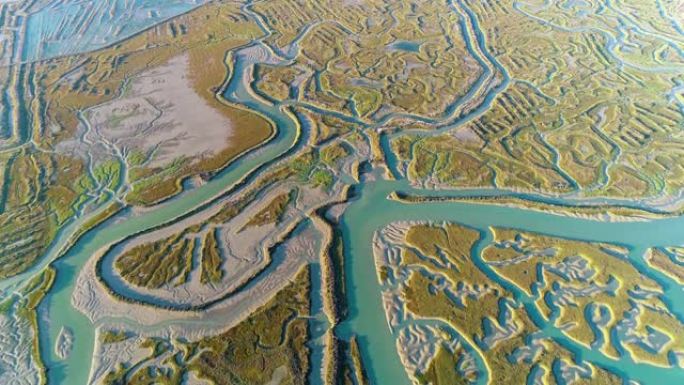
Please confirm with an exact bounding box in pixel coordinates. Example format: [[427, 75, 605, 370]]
[[88, 332, 150, 385], [0, 309, 42, 385], [54, 326, 74, 360], [84, 53, 234, 169], [72, 179, 342, 331], [372, 221, 506, 384], [263, 366, 288, 385], [183, 371, 213, 385], [96, 180, 332, 307], [76, 136, 354, 380], [82, 220, 322, 384]]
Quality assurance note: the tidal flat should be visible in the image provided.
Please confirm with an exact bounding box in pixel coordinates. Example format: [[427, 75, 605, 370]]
[[0, 1, 683, 385]]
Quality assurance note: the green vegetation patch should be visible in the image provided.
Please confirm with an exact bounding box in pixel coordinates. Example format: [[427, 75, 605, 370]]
[[242, 189, 297, 231], [200, 228, 224, 285], [115, 233, 195, 289], [101, 266, 310, 385], [188, 266, 311, 384]]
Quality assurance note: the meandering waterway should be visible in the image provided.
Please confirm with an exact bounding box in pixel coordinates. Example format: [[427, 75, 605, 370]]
[[25, 1, 684, 385]]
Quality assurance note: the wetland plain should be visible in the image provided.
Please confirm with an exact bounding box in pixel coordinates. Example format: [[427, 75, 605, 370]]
[[0, 1, 683, 385]]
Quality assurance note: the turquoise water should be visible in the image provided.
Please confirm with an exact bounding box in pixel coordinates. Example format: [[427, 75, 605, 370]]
[[337, 177, 684, 385], [388, 40, 422, 53], [21, 0, 206, 63], [42, 166, 684, 384], [40, 41, 302, 385], [14, 1, 683, 384]]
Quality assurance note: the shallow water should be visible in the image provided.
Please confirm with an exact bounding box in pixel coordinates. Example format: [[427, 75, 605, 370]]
[[388, 40, 422, 53], [339, 177, 684, 385], [24, 1, 684, 384], [21, 0, 206, 63], [42, 64, 684, 385], [40, 40, 301, 385]]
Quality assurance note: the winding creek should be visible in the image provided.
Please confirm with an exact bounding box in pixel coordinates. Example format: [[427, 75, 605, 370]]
[[339, 176, 684, 385], [11, 1, 682, 384]]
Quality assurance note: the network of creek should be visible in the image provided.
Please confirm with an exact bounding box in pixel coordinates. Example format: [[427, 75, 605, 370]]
[[7, 1, 681, 385], [40, 43, 684, 385]]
